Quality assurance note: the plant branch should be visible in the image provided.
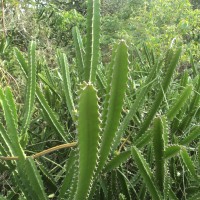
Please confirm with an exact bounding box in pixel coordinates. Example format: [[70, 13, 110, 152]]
[[0, 142, 77, 160]]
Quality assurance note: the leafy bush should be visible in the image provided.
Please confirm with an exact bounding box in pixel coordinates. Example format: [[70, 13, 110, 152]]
[[102, 0, 200, 66]]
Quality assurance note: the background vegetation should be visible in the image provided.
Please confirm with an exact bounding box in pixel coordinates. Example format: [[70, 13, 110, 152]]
[[0, 0, 199, 199]]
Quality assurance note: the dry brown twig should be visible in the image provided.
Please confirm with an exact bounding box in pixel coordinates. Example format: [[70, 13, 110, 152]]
[[0, 142, 77, 160]]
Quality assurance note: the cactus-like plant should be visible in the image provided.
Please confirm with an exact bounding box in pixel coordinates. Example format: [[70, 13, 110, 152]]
[[0, 0, 199, 199]]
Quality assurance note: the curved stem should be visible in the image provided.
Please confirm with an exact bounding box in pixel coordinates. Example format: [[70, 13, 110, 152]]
[[0, 142, 77, 160]]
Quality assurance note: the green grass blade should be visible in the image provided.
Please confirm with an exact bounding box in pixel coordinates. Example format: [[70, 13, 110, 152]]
[[84, 0, 100, 82], [57, 50, 75, 120], [75, 83, 100, 200], [136, 48, 182, 139], [131, 146, 161, 200], [21, 41, 37, 140], [167, 85, 193, 120], [98, 41, 129, 172]]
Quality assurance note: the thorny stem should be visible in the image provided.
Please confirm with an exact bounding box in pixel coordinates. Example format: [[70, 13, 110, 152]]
[[0, 142, 77, 160]]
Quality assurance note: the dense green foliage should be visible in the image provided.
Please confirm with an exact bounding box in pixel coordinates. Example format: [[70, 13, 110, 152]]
[[0, 0, 199, 199]]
